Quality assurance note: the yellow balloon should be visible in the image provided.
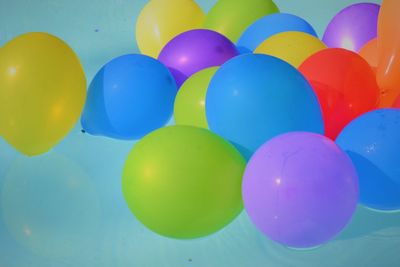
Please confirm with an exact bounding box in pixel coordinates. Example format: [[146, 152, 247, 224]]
[[255, 31, 327, 68], [203, 0, 279, 43], [174, 67, 218, 129], [0, 33, 86, 156], [136, 0, 205, 58]]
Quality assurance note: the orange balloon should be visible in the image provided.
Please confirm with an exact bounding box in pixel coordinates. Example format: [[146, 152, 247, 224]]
[[359, 38, 378, 73], [299, 48, 380, 140], [377, 0, 400, 107]]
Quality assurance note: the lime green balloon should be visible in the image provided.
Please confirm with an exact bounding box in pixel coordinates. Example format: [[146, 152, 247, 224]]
[[174, 67, 218, 129], [203, 0, 279, 42], [122, 125, 245, 239]]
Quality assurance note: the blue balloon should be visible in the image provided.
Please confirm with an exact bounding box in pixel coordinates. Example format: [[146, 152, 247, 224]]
[[206, 54, 324, 158], [81, 54, 177, 140], [336, 109, 400, 211], [237, 13, 318, 53]]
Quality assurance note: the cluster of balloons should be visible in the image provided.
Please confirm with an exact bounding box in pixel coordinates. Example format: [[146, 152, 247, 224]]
[[2, 0, 400, 251], [119, 0, 400, 250]]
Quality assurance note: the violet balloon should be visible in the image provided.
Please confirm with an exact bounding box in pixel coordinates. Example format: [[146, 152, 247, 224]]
[[243, 132, 359, 248], [323, 3, 380, 52], [158, 29, 239, 87]]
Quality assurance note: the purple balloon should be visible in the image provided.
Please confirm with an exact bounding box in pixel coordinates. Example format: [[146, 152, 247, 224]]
[[323, 3, 380, 52], [158, 29, 239, 87], [242, 132, 359, 248]]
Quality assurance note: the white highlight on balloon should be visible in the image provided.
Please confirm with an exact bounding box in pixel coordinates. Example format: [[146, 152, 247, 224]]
[[341, 37, 355, 51]]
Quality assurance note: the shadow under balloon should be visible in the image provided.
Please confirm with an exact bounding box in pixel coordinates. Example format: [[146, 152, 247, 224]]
[[167, 67, 187, 88], [336, 151, 400, 241], [230, 141, 253, 161], [236, 46, 252, 54], [336, 205, 400, 241], [347, 151, 400, 210]]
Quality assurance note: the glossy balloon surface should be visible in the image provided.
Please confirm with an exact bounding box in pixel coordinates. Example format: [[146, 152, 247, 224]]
[[136, 0, 205, 58], [203, 0, 279, 42], [206, 54, 324, 158], [0, 32, 86, 156], [299, 48, 379, 139], [238, 13, 317, 53], [323, 3, 380, 52], [174, 67, 218, 128], [377, 0, 400, 107], [337, 109, 400, 211], [81, 54, 176, 140], [122, 126, 246, 239], [255, 31, 326, 67], [243, 132, 359, 248], [158, 29, 238, 87]]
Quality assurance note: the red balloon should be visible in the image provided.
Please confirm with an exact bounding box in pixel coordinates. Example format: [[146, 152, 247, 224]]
[[299, 48, 379, 139], [394, 94, 400, 108]]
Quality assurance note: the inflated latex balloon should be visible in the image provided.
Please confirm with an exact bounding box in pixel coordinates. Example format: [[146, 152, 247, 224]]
[[203, 0, 279, 43], [337, 109, 400, 211], [243, 132, 359, 248], [394, 95, 400, 108], [323, 3, 380, 52], [0, 32, 86, 156], [122, 125, 245, 239], [158, 29, 238, 87], [206, 54, 324, 158], [359, 38, 378, 73], [136, 0, 205, 58], [81, 54, 176, 140], [254, 31, 326, 67], [174, 67, 218, 128], [299, 48, 379, 140], [377, 0, 400, 107], [1, 153, 100, 257], [237, 13, 317, 53]]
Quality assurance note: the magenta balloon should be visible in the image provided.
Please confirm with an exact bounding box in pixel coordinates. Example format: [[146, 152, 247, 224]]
[[242, 132, 359, 248], [322, 3, 380, 52], [158, 29, 239, 87]]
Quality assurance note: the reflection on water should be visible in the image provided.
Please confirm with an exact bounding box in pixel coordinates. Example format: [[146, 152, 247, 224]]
[[1, 152, 101, 258]]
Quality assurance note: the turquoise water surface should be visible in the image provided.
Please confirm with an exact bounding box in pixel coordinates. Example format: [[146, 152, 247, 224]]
[[2, 1, 400, 267]]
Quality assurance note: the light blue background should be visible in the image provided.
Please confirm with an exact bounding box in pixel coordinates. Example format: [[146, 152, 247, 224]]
[[2, 1, 399, 267]]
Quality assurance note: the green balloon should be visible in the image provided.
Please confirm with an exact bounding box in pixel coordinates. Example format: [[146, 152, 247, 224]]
[[203, 0, 279, 42], [122, 125, 245, 239], [174, 67, 218, 129]]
